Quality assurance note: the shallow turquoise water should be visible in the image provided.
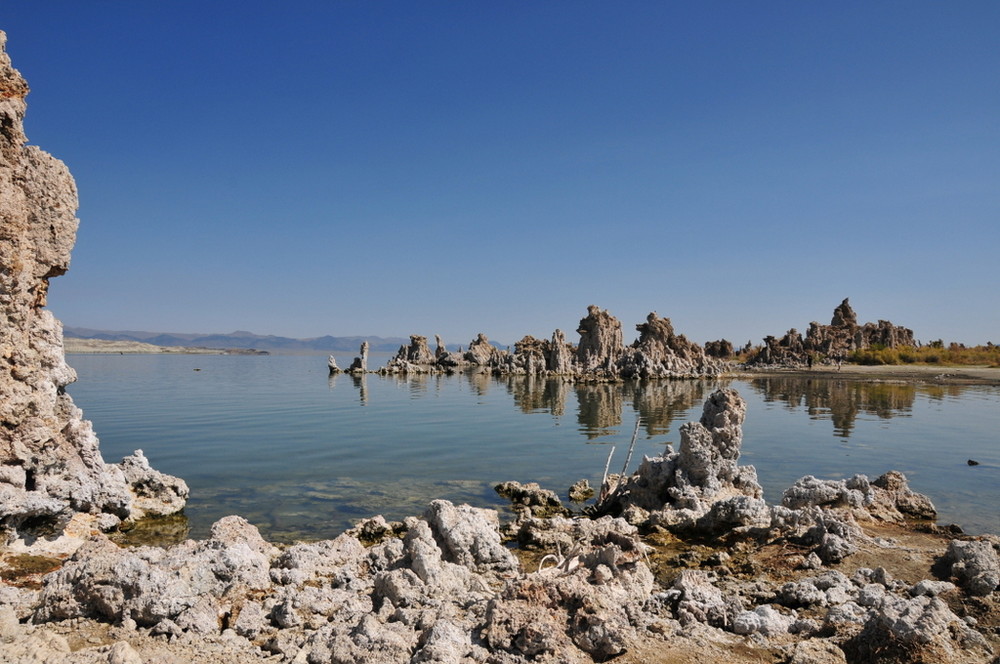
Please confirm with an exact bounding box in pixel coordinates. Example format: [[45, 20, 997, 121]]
[[65, 354, 1000, 541]]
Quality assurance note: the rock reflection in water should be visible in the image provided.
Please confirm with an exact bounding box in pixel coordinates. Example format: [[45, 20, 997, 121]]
[[464, 370, 495, 399], [623, 380, 715, 437], [352, 373, 368, 404], [748, 377, 918, 437], [575, 383, 624, 439], [504, 375, 570, 417], [341, 370, 963, 445], [498, 376, 714, 440]]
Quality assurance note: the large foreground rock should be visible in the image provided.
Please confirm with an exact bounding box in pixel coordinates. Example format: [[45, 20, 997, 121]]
[[0, 31, 186, 545]]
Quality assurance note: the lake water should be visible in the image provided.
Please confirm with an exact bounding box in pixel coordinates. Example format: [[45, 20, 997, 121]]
[[65, 353, 1000, 542]]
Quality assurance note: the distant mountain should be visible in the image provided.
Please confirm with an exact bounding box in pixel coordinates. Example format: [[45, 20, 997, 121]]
[[63, 327, 412, 353]]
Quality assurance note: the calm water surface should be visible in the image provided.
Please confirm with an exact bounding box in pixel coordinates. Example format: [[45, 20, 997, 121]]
[[65, 354, 1000, 541]]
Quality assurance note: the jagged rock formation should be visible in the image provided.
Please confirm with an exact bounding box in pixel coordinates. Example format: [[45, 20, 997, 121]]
[[746, 299, 917, 367], [372, 306, 729, 379], [501, 307, 727, 379], [347, 341, 369, 373], [617, 312, 723, 378], [704, 339, 734, 358], [591, 389, 766, 532], [381, 335, 436, 373], [25, 502, 657, 663], [586, 389, 945, 567], [547, 328, 573, 373], [465, 332, 501, 366], [0, 32, 186, 544], [398, 335, 435, 364], [575, 305, 623, 370]]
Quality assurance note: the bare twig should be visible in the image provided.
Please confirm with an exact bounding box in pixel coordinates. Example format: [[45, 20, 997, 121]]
[[601, 445, 616, 489], [537, 554, 560, 573], [619, 418, 641, 478]]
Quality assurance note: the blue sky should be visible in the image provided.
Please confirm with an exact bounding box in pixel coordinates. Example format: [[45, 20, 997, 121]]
[[4, 2, 998, 346]]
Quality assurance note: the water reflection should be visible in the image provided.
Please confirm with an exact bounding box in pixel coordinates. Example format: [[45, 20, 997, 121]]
[[348, 372, 977, 442], [464, 371, 495, 399], [748, 378, 917, 438], [624, 380, 715, 437], [352, 374, 368, 404], [575, 383, 624, 439], [504, 375, 570, 417], [504, 378, 718, 440]]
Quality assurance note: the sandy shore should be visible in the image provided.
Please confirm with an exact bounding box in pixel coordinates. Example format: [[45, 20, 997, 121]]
[[64, 338, 222, 354], [63, 338, 268, 355]]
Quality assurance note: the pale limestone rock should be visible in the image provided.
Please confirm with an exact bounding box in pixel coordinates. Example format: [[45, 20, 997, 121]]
[[597, 389, 764, 533], [0, 31, 186, 543], [465, 332, 499, 365], [732, 604, 795, 636], [617, 312, 725, 378], [944, 539, 1000, 596], [746, 298, 916, 367], [575, 304, 623, 370], [423, 500, 520, 575], [844, 595, 992, 663], [327, 354, 341, 373], [546, 328, 573, 372], [347, 340, 369, 372], [782, 471, 936, 524]]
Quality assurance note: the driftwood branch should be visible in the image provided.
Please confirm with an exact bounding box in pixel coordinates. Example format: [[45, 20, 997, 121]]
[[594, 418, 642, 511], [601, 446, 616, 489], [619, 418, 641, 478]]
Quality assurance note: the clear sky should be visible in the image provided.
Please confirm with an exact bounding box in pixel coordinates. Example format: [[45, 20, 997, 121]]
[[4, 2, 998, 346]]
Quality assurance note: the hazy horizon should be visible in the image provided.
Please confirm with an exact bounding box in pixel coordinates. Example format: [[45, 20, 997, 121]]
[[63, 294, 994, 350], [5, 3, 997, 346]]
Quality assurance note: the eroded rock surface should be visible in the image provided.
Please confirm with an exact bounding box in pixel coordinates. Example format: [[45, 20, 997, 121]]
[[746, 298, 917, 367], [380, 306, 728, 379], [0, 31, 186, 547]]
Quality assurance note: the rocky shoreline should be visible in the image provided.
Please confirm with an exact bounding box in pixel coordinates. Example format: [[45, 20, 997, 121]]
[[2, 30, 998, 664], [3, 389, 998, 664]]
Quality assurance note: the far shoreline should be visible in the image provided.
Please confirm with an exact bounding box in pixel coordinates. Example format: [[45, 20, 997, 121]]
[[65, 338, 1000, 386], [64, 337, 267, 355]]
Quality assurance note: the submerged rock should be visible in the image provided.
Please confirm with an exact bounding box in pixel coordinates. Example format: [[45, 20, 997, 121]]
[[495, 481, 569, 519]]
